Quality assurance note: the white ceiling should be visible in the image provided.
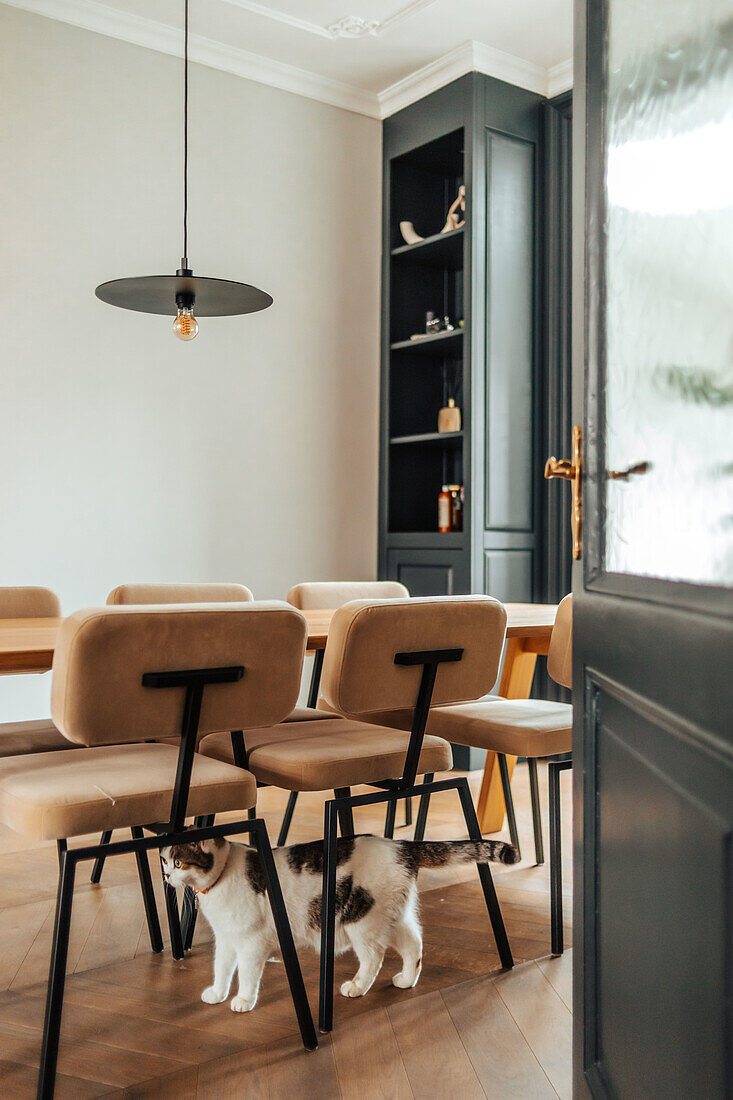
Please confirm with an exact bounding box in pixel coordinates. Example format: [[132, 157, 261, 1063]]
[[4, 0, 573, 116]]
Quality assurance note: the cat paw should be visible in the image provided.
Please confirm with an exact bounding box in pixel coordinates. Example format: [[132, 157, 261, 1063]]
[[230, 995, 255, 1013], [392, 962, 422, 989], [340, 980, 365, 998], [201, 986, 228, 1004]]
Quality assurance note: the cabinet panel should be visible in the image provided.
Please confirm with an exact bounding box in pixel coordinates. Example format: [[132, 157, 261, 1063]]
[[485, 131, 535, 532], [483, 549, 533, 602], [386, 548, 469, 595]]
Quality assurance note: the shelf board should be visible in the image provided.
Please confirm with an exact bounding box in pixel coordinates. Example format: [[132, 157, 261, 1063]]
[[390, 431, 463, 446], [391, 226, 464, 268], [390, 329, 464, 356]]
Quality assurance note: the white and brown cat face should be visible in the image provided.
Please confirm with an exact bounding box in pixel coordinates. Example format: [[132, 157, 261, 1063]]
[[160, 838, 229, 891]]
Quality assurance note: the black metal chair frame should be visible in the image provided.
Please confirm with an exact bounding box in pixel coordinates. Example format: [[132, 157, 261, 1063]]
[[412, 753, 545, 863], [276, 648, 413, 847], [37, 664, 317, 1100], [548, 753, 572, 954], [412, 750, 572, 955], [317, 646, 515, 1033]]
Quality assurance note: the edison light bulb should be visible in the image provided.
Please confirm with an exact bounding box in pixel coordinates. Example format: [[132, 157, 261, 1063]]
[[173, 305, 199, 341]]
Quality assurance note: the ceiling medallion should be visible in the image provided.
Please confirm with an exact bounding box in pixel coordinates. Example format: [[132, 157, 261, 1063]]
[[327, 16, 380, 38]]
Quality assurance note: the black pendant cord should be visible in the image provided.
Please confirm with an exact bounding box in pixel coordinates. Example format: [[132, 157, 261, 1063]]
[[182, 0, 189, 270]]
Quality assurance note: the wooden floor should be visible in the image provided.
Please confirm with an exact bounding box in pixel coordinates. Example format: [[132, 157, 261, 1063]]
[[0, 764, 573, 1098]]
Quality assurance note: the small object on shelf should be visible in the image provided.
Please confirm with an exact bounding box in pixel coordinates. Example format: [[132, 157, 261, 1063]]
[[425, 310, 441, 334], [399, 221, 424, 245], [438, 484, 464, 532], [442, 315, 455, 332], [438, 398, 461, 434], [438, 486, 452, 533], [450, 485, 464, 532], [458, 318, 465, 327], [441, 184, 466, 233]]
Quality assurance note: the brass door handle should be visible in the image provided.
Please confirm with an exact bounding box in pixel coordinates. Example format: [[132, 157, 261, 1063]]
[[545, 424, 583, 559]]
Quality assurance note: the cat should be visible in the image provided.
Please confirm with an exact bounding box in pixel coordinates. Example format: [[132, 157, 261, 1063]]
[[161, 833, 518, 1013]]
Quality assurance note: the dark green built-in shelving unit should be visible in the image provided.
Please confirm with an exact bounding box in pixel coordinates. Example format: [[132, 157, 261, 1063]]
[[379, 72, 546, 620]]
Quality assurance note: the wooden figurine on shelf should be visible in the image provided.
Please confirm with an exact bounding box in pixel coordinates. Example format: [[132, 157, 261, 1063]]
[[441, 184, 466, 233]]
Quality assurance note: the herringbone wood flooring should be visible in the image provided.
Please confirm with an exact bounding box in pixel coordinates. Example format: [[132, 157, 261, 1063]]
[[0, 764, 572, 1098]]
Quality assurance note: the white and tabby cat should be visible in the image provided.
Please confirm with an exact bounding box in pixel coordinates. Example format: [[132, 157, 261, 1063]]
[[161, 834, 518, 1013]]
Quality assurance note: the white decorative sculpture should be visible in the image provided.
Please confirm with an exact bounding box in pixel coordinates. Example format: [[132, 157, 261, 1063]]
[[399, 221, 424, 245], [441, 184, 466, 233]]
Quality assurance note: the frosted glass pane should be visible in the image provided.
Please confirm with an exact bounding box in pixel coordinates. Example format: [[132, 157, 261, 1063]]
[[604, 0, 733, 585]]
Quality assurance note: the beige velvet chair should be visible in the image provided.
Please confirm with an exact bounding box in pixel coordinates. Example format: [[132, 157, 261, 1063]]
[[271, 580, 411, 840], [226, 595, 515, 1031], [0, 601, 317, 1094], [107, 582, 341, 851], [0, 587, 75, 757], [369, 594, 573, 953]]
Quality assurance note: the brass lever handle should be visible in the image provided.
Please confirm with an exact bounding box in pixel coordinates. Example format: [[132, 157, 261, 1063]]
[[545, 425, 583, 559]]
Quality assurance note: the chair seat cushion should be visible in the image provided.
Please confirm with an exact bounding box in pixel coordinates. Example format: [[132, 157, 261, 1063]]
[[199, 717, 338, 765], [365, 697, 572, 758], [286, 706, 340, 722], [0, 720, 75, 758], [245, 719, 453, 791], [0, 743, 257, 840]]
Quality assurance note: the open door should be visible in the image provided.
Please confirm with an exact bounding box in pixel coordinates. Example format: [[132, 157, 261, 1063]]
[[567, 1, 733, 1096]]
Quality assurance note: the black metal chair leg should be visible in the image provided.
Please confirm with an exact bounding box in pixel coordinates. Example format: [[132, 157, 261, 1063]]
[[181, 814, 215, 951], [549, 762, 563, 954], [497, 753, 521, 858], [383, 798, 397, 838], [404, 797, 412, 826], [132, 827, 163, 953], [248, 806, 257, 821], [318, 798, 339, 1033], [253, 818, 317, 1050], [334, 788, 354, 837], [456, 778, 514, 970], [528, 758, 544, 865], [160, 856, 184, 960], [413, 773, 433, 841], [277, 791, 298, 846], [90, 830, 112, 883], [38, 849, 76, 1100]]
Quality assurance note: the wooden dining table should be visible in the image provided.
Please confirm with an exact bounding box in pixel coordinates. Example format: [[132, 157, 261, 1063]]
[[0, 601, 557, 835]]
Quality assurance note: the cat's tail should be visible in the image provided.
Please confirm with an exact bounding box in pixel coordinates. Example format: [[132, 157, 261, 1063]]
[[399, 838, 520, 870]]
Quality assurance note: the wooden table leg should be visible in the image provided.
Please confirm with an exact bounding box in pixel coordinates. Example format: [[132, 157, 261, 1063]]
[[476, 639, 540, 834]]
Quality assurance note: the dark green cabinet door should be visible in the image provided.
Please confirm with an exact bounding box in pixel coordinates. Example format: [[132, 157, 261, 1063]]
[[574, 2, 733, 1097]]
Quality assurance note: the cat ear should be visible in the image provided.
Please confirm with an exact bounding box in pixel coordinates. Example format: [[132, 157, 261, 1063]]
[[198, 837, 226, 853]]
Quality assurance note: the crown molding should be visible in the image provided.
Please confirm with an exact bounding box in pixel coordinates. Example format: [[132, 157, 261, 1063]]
[[1, 0, 382, 116], [220, 0, 437, 40], [547, 58, 573, 98], [2, 0, 572, 119], [378, 40, 573, 116]]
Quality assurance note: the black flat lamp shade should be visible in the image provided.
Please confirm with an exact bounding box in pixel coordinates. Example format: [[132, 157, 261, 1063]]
[[94, 0, 272, 333], [95, 272, 273, 316]]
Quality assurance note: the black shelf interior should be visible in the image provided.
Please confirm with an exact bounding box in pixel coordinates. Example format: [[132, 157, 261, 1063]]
[[386, 127, 466, 536]]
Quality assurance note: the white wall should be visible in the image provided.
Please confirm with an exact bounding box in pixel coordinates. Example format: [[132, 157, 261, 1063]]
[[0, 5, 381, 717]]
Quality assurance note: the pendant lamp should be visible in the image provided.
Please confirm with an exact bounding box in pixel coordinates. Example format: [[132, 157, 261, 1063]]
[[95, 0, 272, 339]]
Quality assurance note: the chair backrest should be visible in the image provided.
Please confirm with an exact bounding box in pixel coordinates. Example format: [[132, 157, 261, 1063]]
[[319, 596, 507, 717], [107, 583, 254, 605], [51, 602, 306, 746], [286, 581, 409, 610], [547, 594, 572, 689], [0, 586, 61, 618]]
